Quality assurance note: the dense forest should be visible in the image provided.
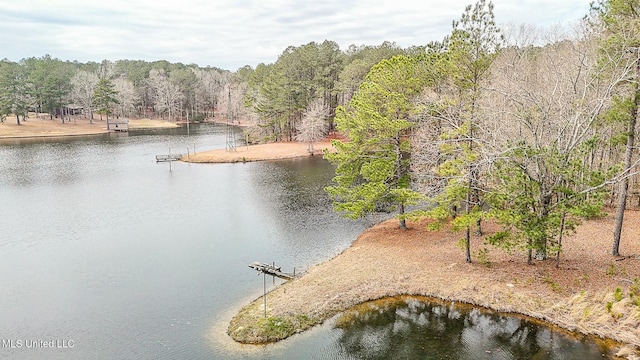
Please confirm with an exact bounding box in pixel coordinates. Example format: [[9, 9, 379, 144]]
[[1, 0, 639, 264], [324, 0, 640, 265]]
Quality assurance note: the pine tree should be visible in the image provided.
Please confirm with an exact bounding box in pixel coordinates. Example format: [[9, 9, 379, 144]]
[[325, 55, 426, 229], [94, 78, 119, 122]]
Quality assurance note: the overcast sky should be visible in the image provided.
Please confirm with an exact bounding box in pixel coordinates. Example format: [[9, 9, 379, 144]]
[[1, 0, 591, 71]]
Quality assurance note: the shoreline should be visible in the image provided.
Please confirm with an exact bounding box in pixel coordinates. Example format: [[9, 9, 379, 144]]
[[226, 214, 640, 358], [0, 116, 180, 139], [181, 141, 332, 163], [0, 118, 329, 164]]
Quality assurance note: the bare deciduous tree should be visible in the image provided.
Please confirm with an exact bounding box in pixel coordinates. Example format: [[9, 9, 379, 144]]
[[97, 60, 115, 80], [193, 68, 224, 119], [148, 69, 183, 120], [70, 70, 98, 122], [483, 23, 633, 263], [217, 79, 248, 124], [113, 76, 139, 118], [296, 98, 330, 152]]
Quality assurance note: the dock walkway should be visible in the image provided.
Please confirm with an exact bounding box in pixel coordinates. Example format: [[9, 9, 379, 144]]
[[249, 262, 296, 280], [155, 154, 183, 162]]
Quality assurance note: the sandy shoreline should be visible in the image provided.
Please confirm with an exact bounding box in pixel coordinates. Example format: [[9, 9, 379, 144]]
[[182, 141, 332, 163], [0, 118, 327, 163], [226, 213, 640, 358], [0, 116, 179, 139]]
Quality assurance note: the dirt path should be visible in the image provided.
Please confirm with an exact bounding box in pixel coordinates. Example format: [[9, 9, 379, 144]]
[[227, 211, 640, 357]]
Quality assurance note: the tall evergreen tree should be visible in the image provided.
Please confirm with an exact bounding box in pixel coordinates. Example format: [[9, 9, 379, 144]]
[[325, 55, 427, 229], [416, 0, 503, 262], [24, 55, 73, 121], [590, 0, 640, 256], [0, 60, 32, 125], [94, 78, 119, 122]]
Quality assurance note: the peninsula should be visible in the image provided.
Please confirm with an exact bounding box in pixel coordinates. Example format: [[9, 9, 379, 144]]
[[226, 214, 640, 358]]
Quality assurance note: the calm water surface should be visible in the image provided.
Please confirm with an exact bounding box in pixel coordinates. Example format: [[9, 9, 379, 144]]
[[0, 124, 613, 359], [320, 296, 613, 360]]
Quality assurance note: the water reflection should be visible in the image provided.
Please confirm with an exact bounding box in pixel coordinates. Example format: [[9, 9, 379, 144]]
[[332, 296, 612, 360], [247, 157, 382, 270]]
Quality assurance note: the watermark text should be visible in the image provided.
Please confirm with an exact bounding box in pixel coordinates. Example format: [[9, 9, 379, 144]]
[[1, 339, 75, 349]]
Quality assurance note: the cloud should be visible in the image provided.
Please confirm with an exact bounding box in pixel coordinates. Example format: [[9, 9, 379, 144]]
[[0, 0, 591, 70]]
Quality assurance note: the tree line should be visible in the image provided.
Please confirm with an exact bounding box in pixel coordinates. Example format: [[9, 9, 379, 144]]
[[0, 39, 417, 141], [325, 0, 640, 265], [0, 56, 236, 124]]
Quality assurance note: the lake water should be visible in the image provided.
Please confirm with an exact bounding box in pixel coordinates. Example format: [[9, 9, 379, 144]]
[[0, 124, 614, 359]]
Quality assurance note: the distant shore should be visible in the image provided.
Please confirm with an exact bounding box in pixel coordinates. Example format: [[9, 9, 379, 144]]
[[0, 117, 331, 164], [0, 115, 179, 139]]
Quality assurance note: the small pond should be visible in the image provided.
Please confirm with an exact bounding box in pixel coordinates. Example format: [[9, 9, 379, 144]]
[[307, 295, 615, 360]]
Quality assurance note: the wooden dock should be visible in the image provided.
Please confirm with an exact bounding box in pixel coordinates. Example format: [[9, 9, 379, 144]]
[[249, 262, 296, 280], [155, 154, 183, 162], [108, 120, 129, 132]]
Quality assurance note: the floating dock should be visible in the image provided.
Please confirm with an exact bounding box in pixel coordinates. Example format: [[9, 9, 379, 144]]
[[155, 154, 183, 162]]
